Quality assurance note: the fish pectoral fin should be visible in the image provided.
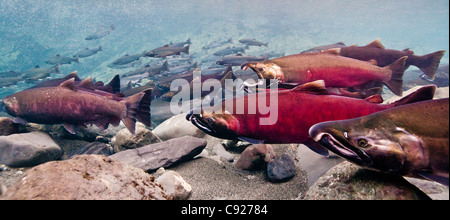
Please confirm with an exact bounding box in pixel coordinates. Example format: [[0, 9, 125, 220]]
[[304, 139, 330, 157], [416, 172, 449, 187], [238, 137, 264, 144], [13, 117, 28, 125], [63, 123, 78, 134], [292, 80, 330, 95]]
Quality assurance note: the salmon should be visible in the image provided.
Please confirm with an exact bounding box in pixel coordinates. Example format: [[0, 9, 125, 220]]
[[325, 39, 446, 80], [310, 98, 448, 186], [186, 81, 435, 155], [1, 78, 152, 134], [241, 52, 407, 96]]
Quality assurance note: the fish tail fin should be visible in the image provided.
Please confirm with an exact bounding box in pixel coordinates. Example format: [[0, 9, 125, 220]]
[[416, 50, 446, 80], [136, 89, 153, 128], [120, 89, 152, 134], [105, 74, 121, 94], [98, 46, 102, 51], [384, 56, 407, 96], [183, 45, 190, 55], [264, 42, 269, 47], [392, 85, 436, 107]]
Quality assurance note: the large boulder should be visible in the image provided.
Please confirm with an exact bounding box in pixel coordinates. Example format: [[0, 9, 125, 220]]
[[0, 155, 169, 200], [109, 136, 207, 172], [0, 131, 62, 167], [303, 161, 431, 200]]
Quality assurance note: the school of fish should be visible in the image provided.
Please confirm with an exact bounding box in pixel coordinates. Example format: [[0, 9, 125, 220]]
[[1, 33, 448, 187]]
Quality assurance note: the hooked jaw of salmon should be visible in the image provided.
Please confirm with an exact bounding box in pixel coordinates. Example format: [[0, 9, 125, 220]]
[[241, 62, 284, 82], [186, 108, 240, 140], [310, 125, 374, 167], [310, 120, 424, 174]]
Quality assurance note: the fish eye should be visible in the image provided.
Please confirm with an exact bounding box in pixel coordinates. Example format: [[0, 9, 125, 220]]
[[205, 117, 214, 124], [357, 138, 369, 148]]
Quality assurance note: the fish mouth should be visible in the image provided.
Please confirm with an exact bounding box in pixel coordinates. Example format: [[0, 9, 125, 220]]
[[186, 109, 239, 140], [312, 129, 373, 167], [241, 62, 264, 79], [186, 109, 216, 135]]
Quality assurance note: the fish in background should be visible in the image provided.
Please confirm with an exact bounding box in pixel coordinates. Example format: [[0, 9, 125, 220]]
[[202, 38, 233, 50], [145, 45, 190, 58], [29, 71, 121, 94], [165, 55, 194, 66], [216, 54, 268, 66], [239, 38, 268, 47], [73, 46, 102, 58], [213, 46, 248, 56], [122, 61, 169, 81], [161, 66, 236, 101], [323, 39, 446, 80], [165, 62, 198, 75], [0, 76, 23, 88], [1, 78, 152, 135], [85, 24, 115, 40], [300, 42, 347, 54], [112, 52, 146, 66], [309, 98, 448, 186], [45, 54, 79, 65], [187, 81, 435, 156], [241, 52, 407, 96], [0, 71, 23, 88], [168, 38, 191, 48], [22, 64, 61, 83]]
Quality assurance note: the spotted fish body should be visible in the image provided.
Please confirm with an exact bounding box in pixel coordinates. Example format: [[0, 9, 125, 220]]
[[242, 52, 407, 96], [2, 78, 151, 134]]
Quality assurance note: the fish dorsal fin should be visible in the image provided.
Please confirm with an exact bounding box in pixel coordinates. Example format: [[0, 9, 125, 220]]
[[78, 76, 95, 90], [64, 71, 80, 80], [321, 48, 341, 55], [292, 80, 330, 95], [403, 48, 414, 55], [56, 54, 61, 57], [365, 39, 385, 49], [35, 64, 40, 68], [59, 78, 77, 91], [163, 44, 169, 47]]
